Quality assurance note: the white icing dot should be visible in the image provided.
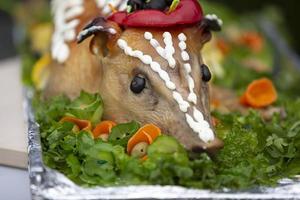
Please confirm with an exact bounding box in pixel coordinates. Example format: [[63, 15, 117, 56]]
[[108, 28, 117, 34], [117, 39, 127, 49], [185, 113, 214, 143], [187, 75, 195, 89], [133, 50, 143, 58], [158, 70, 170, 81], [165, 45, 175, 55], [65, 19, 80, 30], [168, 58, 176, 68], [188, 93, 197, 104], [178, 33, 187, 41], [200, 121, 210, 129], [163, 32, 172, 38], [166, 81, 176, 90], [141, 55, 152, 64], [179, 41, 187, 50], [124, 46, 133, 56], [150, 39, 160, 48], [181, 51, 190, 61], [95, 0, 106, 8], [156, 47, 165, 58], [193, 107, 204, 121], [150, 62, 160, 72], [199, 129, 214, 143], [64, 29, 76, 41], [64, 6, 84, 20], [56, 43, 70, 63], [184, 63, 192, 73], [144, 32, 153, 40]]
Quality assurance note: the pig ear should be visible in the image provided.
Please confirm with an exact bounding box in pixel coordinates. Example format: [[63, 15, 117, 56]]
[[188, 14, 223, 48], [200, 14, 223, 32], [77, 17, 122, 56]]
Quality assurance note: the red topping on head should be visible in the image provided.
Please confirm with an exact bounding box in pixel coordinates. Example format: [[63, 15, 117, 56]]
[[108, 0, 203, 28]]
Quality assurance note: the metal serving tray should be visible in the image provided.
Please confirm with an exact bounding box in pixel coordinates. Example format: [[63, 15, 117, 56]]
[[24, 89, 300, 200]]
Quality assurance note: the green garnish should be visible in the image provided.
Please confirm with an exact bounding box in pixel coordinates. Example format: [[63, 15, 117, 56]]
[[168, 0, 180, 13], [35, 92, 300, 189]]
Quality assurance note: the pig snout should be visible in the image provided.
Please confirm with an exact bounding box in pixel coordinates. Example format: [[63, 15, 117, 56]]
[[165, 115, 223, 155]]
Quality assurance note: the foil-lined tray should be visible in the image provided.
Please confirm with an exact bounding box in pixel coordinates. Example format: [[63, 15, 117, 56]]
[[24, 89, 300, 200]]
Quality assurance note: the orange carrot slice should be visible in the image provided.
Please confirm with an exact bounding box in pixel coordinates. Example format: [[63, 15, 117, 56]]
[[239, 32, 263, 52], [239, 93, 249, 106], [141, 155, 148, 161], [127, 124, 161, 155], [216, 38, 230, 55], [60, 116, 92, 131], [240, 78, 277, 108], [92, 121, 117, 138], [212, 117, 220, 127]]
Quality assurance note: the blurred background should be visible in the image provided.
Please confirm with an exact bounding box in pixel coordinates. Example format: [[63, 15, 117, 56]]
[[1, 0, 300, 56]]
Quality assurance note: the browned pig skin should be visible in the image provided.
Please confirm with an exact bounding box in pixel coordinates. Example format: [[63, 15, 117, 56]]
[[45, 0, 223, 155]]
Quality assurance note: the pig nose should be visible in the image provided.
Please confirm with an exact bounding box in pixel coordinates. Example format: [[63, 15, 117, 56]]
[[192, 137, 224, 155], [205, 137, 224, 155]]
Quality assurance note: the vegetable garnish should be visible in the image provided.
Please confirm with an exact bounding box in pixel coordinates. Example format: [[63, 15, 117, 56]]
[[108, 3, 117, 13], [35, 91, 300, 189], [93, 121, 116, 140], [240, 78, 278, 108], [60, 116, 92, 131], [31, 53, 51, 90], [239, 32, 264, 52], [167, 0, 180, 14], [127, 124, 161, 159], [108, 0, 203, 28], [108, 121, 140, 146]]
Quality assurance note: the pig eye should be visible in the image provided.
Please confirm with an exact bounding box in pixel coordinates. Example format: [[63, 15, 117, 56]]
[[130, 75, 146, 94], [201, 64, 212, 82]]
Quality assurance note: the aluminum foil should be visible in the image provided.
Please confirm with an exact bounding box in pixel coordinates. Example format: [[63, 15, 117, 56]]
[[24, 89, 300, 200]]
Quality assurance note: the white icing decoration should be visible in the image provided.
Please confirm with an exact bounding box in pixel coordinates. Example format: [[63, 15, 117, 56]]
[[181, 51, 190, 61], [64, 6, 84, 20], [51, 0, 84, 63], [205, 14, 223, 27], [184, 63, 192, 73], [144, 32, 153, 40], [179, 41, 187, 50], [179, 33, 197, 104], [117, 32, 215, 143], [144, 32, 176, 68], [173, 91, 190, 112], [51, 0, 125, 63], [117, 39, 176, 90], [178, 33, 187, 41]]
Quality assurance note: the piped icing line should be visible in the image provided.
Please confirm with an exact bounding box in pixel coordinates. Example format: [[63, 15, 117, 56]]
[[178, 33, 197, 104], [117, 39, 176, 90], [144, 32, 176, 68], [51, 0, 85, 63], [117, 35, 215, 143]]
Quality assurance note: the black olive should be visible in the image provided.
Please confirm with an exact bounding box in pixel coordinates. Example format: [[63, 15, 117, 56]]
[[165, 0, 173, 6], [144, 0, 168, 11], [127, 0, 145, 12], [130, 75, 146, 94], [201, 64, 212, 82]]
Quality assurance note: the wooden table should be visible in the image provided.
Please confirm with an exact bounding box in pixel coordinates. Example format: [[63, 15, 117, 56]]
[[0, 58, 27, 169]]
